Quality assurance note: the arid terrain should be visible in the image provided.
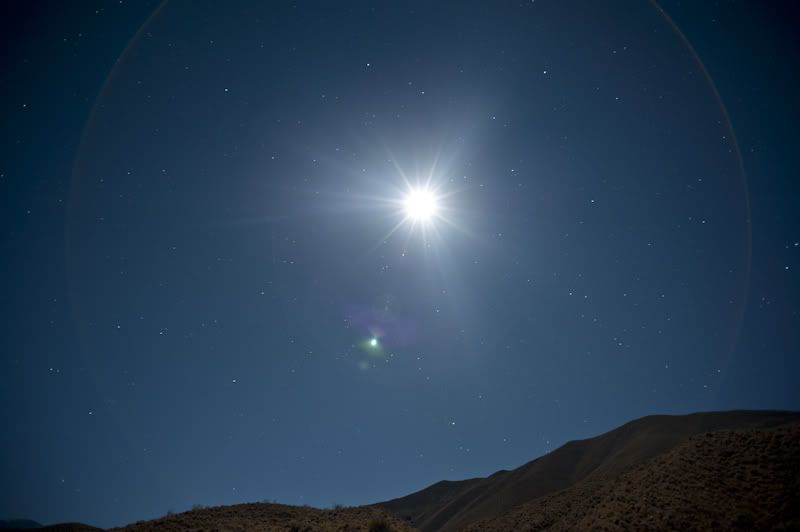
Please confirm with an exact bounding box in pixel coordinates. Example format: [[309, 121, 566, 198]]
[[113, 504, 414, 532], [377, 410, 800, 531], [6, 410, 799, 531], [465, 423, 800, 531]]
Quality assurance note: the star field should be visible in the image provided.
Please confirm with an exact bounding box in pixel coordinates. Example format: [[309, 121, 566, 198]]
[[1, 1, 799, 528]]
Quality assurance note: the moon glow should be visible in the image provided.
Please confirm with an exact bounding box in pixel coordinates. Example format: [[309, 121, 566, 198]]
[[404, 188, 439, 222]]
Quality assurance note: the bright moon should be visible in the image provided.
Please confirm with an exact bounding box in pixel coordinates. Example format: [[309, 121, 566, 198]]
[[404, 188, 439, 222]]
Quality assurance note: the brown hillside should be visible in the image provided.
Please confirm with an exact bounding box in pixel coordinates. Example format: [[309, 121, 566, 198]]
[[377, 410, 800, 532], [113, 503, 415, 532], [467, 423, 800, 531]]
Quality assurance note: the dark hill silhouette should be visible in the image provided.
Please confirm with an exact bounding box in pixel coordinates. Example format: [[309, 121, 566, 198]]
[[14, 410, 800, 531], [113, 503, 414, 532], [36, 525, 103, 532], [0, 521, 42, 530], [0, 524, 101, 532], [377, 410, 800, 532]]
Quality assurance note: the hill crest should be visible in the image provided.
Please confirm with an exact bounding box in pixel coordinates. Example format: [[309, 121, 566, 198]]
[[376, 410, 800, 531]]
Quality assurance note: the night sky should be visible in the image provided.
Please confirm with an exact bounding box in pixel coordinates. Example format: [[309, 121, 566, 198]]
[[2, 1, 799, 528]]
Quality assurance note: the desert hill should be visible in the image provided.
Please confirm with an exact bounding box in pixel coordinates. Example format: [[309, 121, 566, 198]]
[[377, 410, 800, 531], [0, 519, 42, 530], [0, 521, 42, 530], [10, 410, 800, 531], [112, 503, 414, 532], [466, 422, 800, 531]]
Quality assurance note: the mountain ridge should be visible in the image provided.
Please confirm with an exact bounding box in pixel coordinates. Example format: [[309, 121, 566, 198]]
[[465, 422, 800, 531], [376, 409, 800, 531], [8, 410, 799, 531]]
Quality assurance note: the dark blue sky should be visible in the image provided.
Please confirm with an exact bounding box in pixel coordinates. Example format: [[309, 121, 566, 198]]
[[2, 1, 798, 527]]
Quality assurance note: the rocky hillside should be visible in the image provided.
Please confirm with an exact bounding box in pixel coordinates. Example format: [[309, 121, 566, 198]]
[[112, 503, 414, 532], [467, 423, 800, 531], [377, 410, 800, 531], [12, 411, 799, 532]]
